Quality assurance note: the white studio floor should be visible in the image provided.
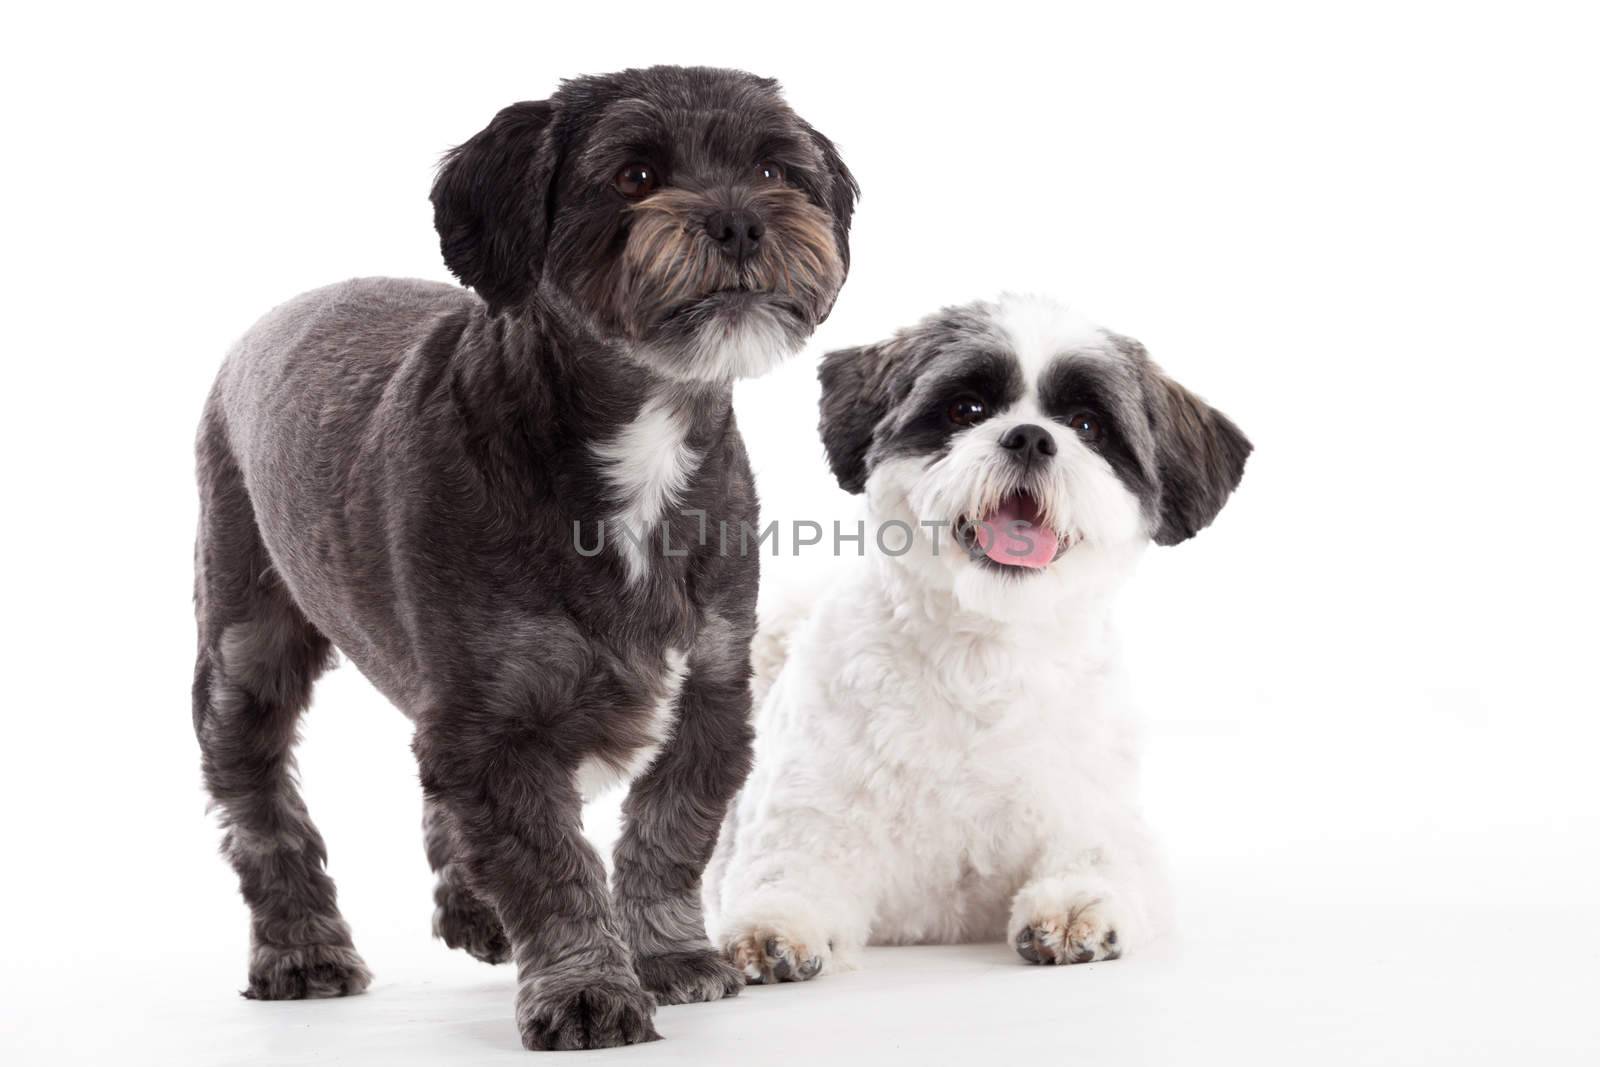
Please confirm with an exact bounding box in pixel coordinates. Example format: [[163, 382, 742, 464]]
[[6, 695, 1597, 1067]]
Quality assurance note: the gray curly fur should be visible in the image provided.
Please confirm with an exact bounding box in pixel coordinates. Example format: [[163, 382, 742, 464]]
[[191, 65, 855, 1050]]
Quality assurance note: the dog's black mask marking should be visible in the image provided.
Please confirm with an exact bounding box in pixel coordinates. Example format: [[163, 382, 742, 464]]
[[431, 66, 858, 370], [818, 303, 1012, 494], [818, 303, 1252, 546]]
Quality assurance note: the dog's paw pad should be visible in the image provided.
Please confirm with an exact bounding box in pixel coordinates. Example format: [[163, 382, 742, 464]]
[[724, 929, 826, 984], [1014, 899, 1122, 966]]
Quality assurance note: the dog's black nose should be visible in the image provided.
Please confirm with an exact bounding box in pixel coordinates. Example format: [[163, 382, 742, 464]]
[[999, 424, 1057, 459], [706, 209, 764, 261]]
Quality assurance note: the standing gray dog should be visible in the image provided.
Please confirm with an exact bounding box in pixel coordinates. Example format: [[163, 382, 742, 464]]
[[191, 66, 856, 1050]]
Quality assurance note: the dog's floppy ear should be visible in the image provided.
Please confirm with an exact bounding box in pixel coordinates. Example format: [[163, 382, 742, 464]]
[[430, 101, 559, 316], [818, 342, 891, 494], [805, 124, 860, 279], [1142, 358, 1253, 546]]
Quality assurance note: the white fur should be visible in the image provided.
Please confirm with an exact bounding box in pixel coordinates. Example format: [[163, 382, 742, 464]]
[[593, 395, 701, 583], [636, 304, 800, 383], [576, 647, 688, 800], [684, 305, 798, 380], [991, 292, 1110, 382], [708, 296, 1171, 978], [598, 310, 797, 582]]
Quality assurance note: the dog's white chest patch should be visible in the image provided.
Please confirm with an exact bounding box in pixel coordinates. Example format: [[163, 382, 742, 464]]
[[575, 647, 689, 801], [592, 395, 701, 582]]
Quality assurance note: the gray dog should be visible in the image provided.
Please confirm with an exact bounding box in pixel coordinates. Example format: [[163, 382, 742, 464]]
[[191, 66, 856, 1050]]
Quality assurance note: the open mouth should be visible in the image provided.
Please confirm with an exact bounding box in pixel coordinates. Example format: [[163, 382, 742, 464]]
[[958, 490, 1069, 569]]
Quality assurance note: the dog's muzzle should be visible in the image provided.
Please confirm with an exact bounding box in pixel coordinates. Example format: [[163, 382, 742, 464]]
[[958, 488, 1068, 570]]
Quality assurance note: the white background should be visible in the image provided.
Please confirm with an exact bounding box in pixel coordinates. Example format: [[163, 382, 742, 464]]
[[3, 2, 1598, 1063]]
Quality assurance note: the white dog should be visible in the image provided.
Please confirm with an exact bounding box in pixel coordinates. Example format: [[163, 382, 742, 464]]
[[705, 295, 1251, 981]]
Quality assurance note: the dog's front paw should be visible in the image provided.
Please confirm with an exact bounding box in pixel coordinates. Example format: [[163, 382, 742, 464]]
[[432, 882, 510, 964], [516, 968, 659, 1051], [635, 947, 743, 1004], [245, 940, 373, 999], [1010, 877, 1125, 966], [721, 921, 829, 984]]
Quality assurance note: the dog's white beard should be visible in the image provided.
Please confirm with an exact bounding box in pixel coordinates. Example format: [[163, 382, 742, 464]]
[[868, 439, 1148, 621], [640, 304, 801, 383]]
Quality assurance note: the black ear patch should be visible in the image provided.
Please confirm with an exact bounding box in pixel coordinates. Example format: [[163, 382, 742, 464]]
[[430, 100, 558, 316], [818, 342, 891, 494], [1144, 366, 1253, 546]]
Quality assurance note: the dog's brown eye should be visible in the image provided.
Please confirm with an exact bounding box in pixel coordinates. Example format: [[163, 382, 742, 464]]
[[1067, 411, 1103, 442], [614, 163, 659, 199], [755, 161, 784, 183], [948, 397, 987, 427]]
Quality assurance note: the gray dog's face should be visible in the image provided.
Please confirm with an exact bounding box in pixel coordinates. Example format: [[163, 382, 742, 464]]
[[819, 296, 1252, 604], [431, 66, 858, 382]]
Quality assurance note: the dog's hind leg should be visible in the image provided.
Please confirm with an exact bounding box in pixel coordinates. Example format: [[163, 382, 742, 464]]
[[192, 401, 371, 1000], [422, 796, 509, 964]]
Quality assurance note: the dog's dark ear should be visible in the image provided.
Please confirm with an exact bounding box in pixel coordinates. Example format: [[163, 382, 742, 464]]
[[430, 101, 558, 316], [1142, 359, 1253, 546], [805, 125, 859, 278], [818, 342, 891, 494]]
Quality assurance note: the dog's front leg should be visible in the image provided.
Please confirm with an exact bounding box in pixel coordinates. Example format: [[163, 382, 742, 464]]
[[611, 635, 752, 1005], [1008, 835, 1165, 967], [415, 714, 657, 1051], [709, 729, 876, 986]]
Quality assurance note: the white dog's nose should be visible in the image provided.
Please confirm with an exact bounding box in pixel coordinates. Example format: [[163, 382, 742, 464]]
[[999, 423, 1057, 459]]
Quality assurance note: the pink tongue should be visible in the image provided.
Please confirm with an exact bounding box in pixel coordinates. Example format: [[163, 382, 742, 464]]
[[975, 497, 1060, 568]]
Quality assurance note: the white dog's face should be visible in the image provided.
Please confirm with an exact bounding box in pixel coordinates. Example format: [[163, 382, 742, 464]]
[[819, 295, 1251, 615]]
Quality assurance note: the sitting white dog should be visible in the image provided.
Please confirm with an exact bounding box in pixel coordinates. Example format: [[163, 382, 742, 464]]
[[705, 295, 1251, 981]]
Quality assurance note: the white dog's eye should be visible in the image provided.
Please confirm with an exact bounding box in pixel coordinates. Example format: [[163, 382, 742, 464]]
[[947, 397, 987, 427], [754, 161, 785, 183], [1066, 410, 1104, 443]]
